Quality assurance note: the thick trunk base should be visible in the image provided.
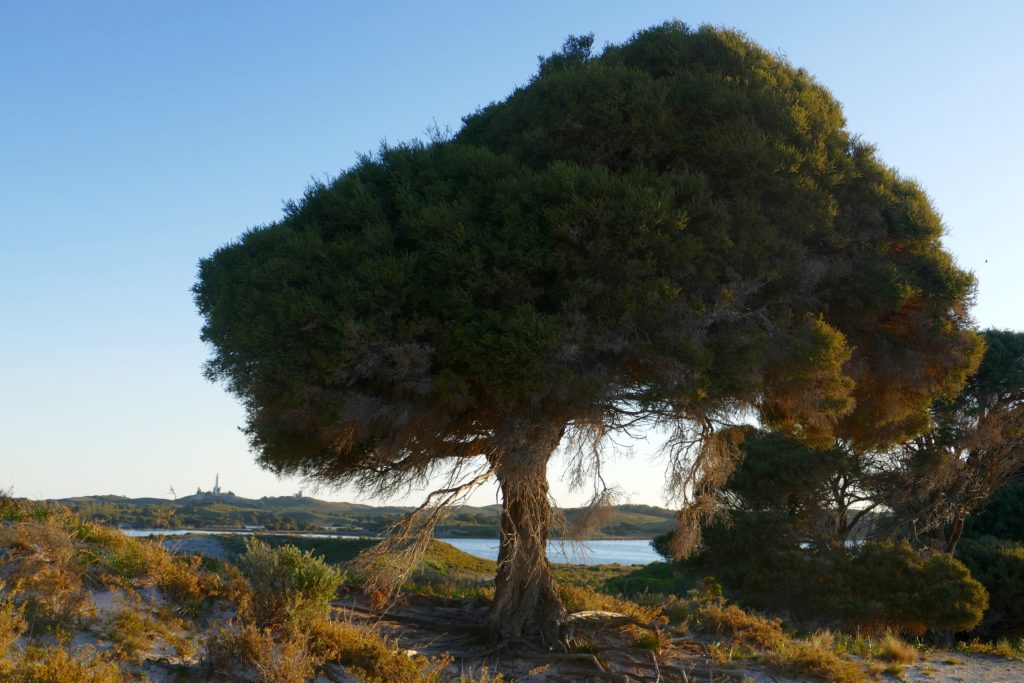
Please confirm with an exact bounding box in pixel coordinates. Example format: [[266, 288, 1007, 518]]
[[485, 429, 566, 646]]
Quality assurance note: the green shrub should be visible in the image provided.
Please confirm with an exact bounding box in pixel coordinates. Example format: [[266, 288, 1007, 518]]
[[957, 536, 1024, 637], [651, 532, 674, 561], [692, 510, 834, 613], [841, 542, 988, 634], [692, 521, 989, 635], [238, 539, 344, 629], [602, 561, 697, 597]]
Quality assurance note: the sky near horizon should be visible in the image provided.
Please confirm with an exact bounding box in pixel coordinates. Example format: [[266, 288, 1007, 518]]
[[1, 2, 1021, 508]]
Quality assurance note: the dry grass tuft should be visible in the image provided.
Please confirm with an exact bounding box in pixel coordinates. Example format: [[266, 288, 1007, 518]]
[[557, 582, 662, 623], [698, 602, 785, 649], [696, 602, 867, 682], [958, 637, 1024, 660], [877, 632, 919, 663]]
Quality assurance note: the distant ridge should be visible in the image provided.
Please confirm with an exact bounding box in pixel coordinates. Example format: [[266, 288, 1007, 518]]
[[53, 494, 675, 539]]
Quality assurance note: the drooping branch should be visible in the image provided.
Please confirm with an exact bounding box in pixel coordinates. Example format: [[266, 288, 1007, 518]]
[[351, 462, 495, 605]]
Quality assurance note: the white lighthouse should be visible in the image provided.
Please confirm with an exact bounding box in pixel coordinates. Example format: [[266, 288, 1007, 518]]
[[213, 473, 221, 496]]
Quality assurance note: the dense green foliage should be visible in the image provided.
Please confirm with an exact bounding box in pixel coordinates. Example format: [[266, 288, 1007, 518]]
[[603, 560, 696, 597], [956, 536, 1024, 637], [965, 483, 1024, 543], [840, 542, 987, 634], [647, 428, 992, 634], [641, 540, 988, 634], [195, 22, 980, 489]]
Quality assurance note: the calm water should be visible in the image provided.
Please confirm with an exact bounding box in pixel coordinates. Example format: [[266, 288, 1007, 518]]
[[121, 528, 364, 540], [122, 529, 659, 565], [444, 538, 659, 565]]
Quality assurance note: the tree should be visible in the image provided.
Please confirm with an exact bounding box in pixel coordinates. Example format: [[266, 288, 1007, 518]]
[[876, 329, 1024, 553], [194, 23, 981, 643], [710, 428, 879, 550]]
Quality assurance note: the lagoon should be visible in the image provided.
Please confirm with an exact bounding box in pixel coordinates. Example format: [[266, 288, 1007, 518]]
[[122, 529, 660, 565]]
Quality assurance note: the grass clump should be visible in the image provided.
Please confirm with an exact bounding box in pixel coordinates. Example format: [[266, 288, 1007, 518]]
[[557, 582, 662, 623], [958, 636, 1024, 660], [696, 601, 867, 682], [876, 632, 919, 663]]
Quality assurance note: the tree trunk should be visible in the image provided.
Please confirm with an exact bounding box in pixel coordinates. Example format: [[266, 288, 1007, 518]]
[[944, 516, 966, 554], [485, 426, 566, 646]]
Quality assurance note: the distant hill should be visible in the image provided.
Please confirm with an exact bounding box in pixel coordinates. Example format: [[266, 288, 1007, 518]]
[[55, 493, 675, 539]]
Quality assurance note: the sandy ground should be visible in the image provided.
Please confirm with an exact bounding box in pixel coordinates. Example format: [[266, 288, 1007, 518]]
[[899, 653, 1024, 683]]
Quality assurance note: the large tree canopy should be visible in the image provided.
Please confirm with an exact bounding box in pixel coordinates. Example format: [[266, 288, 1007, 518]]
[[195, 23, 981, 642]]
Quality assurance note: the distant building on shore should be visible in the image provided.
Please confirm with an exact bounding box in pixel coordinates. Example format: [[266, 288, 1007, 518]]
[[195, 473, 224, 497]]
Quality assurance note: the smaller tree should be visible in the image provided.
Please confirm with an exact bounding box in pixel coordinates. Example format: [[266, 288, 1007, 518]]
[[711, 429, 880, 550], [877, 330, 1024, 553]]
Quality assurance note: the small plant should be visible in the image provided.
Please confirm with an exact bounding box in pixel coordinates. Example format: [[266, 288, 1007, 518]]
[[629, 630, 663, 651], [238, 539, 344, 629], [0, 583, 27, 654], [461, 665, 506, 682], [104, 608, 157, 664], [2, 644, 122, 683]]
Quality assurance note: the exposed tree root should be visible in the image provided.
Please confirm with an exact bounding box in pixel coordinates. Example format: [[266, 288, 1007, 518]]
[[334, 590, 751, 682]]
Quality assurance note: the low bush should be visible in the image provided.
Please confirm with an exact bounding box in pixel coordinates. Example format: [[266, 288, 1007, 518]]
[[692, 520, 989, 635], [237, 539, 345, 629], [305, 618, 447, 683], [207, 607, 448, 683], [956, 536, 1024, 638], [206, 622, 314, 683], [841, 542, 988, 634]]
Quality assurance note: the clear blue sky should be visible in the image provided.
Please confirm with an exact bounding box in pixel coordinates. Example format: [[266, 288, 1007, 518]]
[[1, 1, 1021, 507]]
